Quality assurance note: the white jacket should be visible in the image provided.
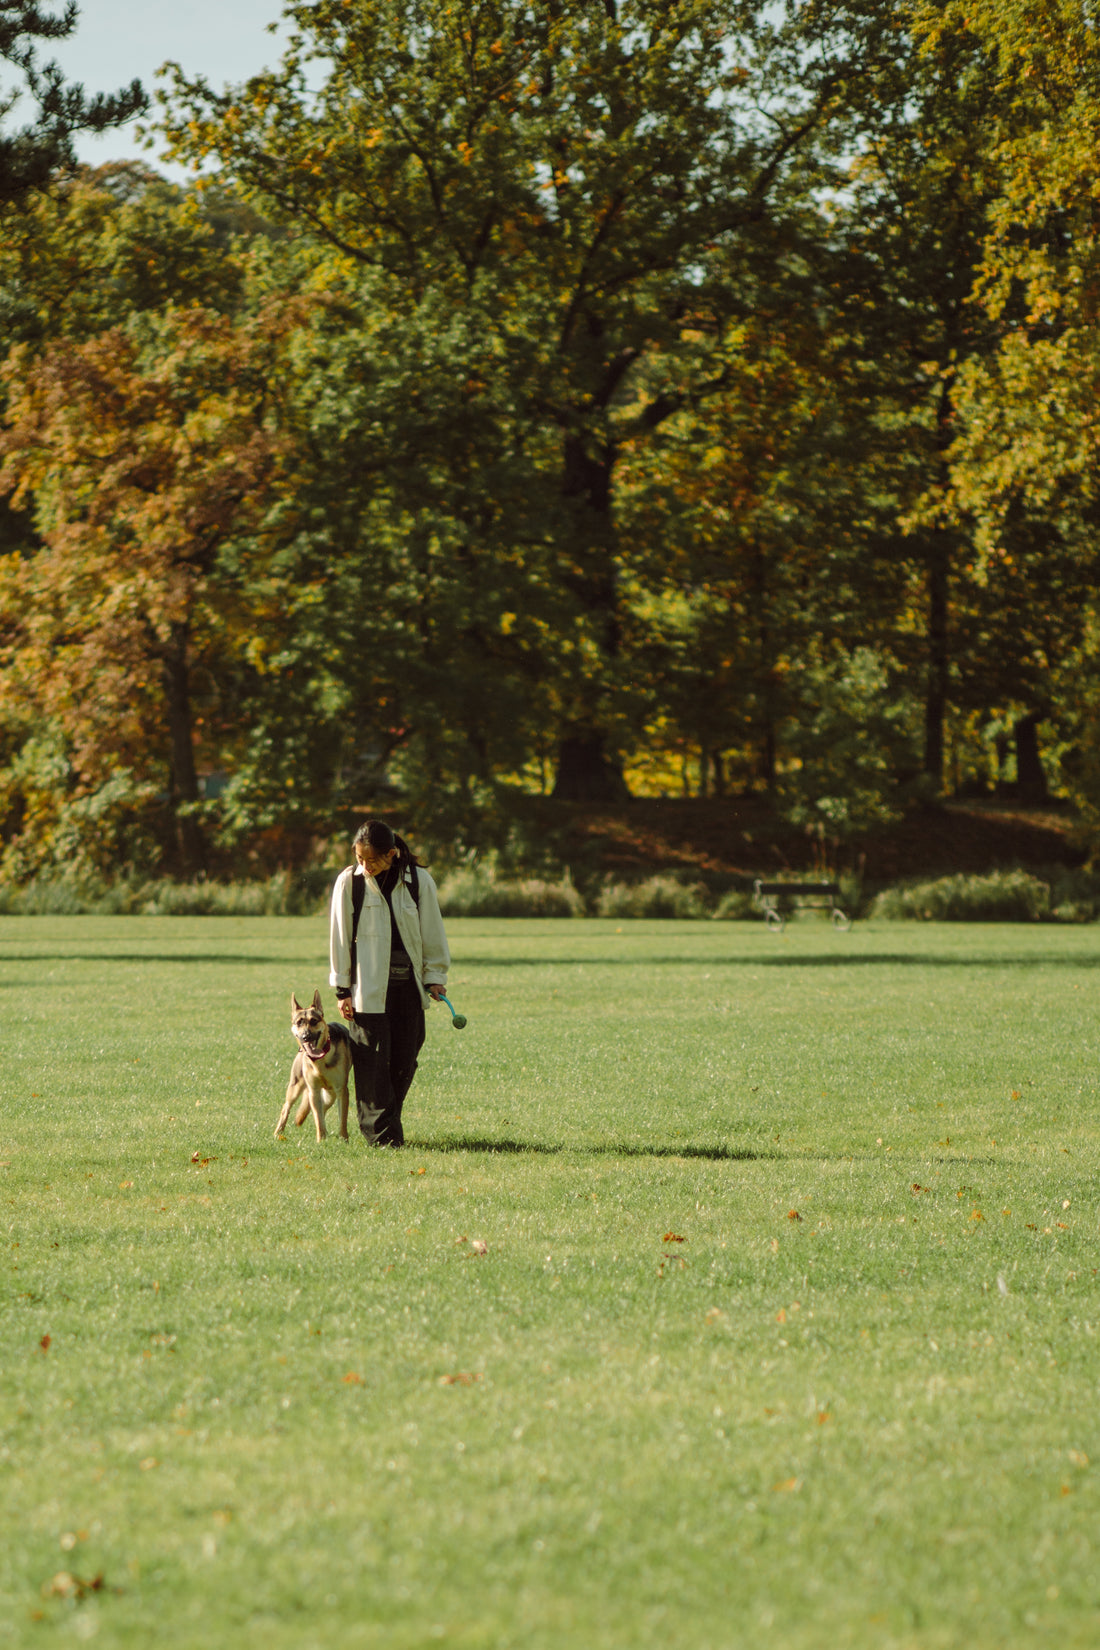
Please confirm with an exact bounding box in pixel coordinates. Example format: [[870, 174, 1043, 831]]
[[329, 863, 450, 1015]]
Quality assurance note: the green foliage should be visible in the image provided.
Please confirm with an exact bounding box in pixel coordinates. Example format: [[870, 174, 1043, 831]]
[[0, 867, 334, 917], [778, 649, 923, 835], [711, 886, 758, 921], [0, 165, 250, 347], [4, 3, 1100, 870], [595, 874, 710, 920], [436, 865, 585, 919], [0, 1, 145, 210], [157, 0, 862, 800], [871, 869, 1052, 923]]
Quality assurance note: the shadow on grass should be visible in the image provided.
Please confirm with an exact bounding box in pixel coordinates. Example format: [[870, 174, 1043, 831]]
[[0, 953, 287, 966], [412, 1136, 775, 1161], [3, 949, 1099, 972], [452, 952, 1100, 971], [411, 1138, 1001, 1167]]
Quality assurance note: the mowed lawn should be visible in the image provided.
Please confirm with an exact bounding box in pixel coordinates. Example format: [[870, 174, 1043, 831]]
[[2, 915, 1099, 1650]]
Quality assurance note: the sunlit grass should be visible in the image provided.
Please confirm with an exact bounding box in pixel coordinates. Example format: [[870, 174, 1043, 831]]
[[2, 916, 1098, 1648]]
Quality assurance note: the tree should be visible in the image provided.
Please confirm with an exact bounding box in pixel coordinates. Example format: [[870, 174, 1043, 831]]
[[0, 301, 298, 876], [0, 0, 145, 209], [909, 0, 1100, 804], [159, 0, 855, 799], [0, 161, 249, 347], [614, 254, 922, 814], [807, 1, 1022, 791]]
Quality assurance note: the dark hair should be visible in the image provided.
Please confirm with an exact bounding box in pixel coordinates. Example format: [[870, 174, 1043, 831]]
[[353, 819, 423, 869]]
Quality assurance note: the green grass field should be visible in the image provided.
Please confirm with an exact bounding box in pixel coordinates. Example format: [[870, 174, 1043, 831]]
[[2, 914, 1098, 1650]]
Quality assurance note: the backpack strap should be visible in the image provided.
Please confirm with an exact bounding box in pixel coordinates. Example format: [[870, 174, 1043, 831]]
[[349, 867, 365, 989]]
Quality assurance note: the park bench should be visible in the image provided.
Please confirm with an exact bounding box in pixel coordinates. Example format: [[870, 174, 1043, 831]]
[[752, 879, 852, 932]]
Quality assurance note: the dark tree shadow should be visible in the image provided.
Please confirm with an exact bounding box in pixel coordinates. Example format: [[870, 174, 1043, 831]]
[[0, 952, 293, 966], [410, 1136, 776, 1161], [448, 951, 1100, 971], [409, 1138, 1000, 1166]]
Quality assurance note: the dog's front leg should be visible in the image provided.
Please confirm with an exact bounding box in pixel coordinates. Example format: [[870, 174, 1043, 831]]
[[275, 1072, 302, 1138], [307, 1082, 328, 1142]]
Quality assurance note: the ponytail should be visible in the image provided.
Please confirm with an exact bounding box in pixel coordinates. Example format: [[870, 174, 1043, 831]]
[[353, 819, 424, 872]]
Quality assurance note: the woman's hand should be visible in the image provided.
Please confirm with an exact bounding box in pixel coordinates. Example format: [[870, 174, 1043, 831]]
[[339, 998, 355, 1020], [427, 985, 445, 1001]]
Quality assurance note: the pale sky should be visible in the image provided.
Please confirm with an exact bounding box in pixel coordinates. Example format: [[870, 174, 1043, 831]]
[[25, 0, 295, 177]]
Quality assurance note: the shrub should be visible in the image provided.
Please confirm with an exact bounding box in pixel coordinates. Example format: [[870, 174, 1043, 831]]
[[711, 887, 757, 921], [871, 869, 1051, 922], [0, 876, 89, 915], [137, 873, 332, 916], [596, 876, 710, 919], [1044, 865, 1100, 923], [436, 867, 585, 918], [0, 872, 333, 917]]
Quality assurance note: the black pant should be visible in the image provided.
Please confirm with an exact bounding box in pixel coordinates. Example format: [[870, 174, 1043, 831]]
[[350, 975, 425, 1146]]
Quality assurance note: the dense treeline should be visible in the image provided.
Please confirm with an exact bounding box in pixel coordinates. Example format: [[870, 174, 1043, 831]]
[[2, 0, 1099, 881]]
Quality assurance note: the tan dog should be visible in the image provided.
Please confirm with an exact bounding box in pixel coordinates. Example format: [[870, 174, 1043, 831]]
[[275, 990, 351, 1142]]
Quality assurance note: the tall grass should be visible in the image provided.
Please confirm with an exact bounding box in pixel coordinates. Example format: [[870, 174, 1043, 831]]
[[3, 863, 1098, 924], [435, 866, 585, 917], [0, 869, 333, 918], [594, 873, 711, 919], [871, 868, 1051, 921]]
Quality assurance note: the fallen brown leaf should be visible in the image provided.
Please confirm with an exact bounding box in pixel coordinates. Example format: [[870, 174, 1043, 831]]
[[43, 1571, 104, 1600], [439, 1372, 481, 1386]]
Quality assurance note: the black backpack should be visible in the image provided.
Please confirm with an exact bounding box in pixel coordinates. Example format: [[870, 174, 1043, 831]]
[[349, 862, 420, 989]]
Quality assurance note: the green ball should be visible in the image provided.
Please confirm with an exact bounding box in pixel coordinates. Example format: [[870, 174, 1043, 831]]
[[451, 1014, 467, 1030]]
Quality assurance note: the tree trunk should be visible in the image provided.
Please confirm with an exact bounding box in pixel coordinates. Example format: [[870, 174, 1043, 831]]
[[162, 622, 206, 875], [923, 530, 950, 788], [551, 730, 629, 802], [1014, 712, 1047, 803], [761, 718, 777, 792], [749, 542, 778, 795], [924, 369, 959, 791], [550, 433, 628, 801]]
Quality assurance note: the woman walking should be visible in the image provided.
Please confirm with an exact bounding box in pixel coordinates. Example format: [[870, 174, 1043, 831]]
[[330, 820, 450, 1146]]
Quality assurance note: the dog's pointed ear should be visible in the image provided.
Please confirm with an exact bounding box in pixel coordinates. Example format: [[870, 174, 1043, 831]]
[[291, 994, 302, 1013], [312, 988, 323, 1012]]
